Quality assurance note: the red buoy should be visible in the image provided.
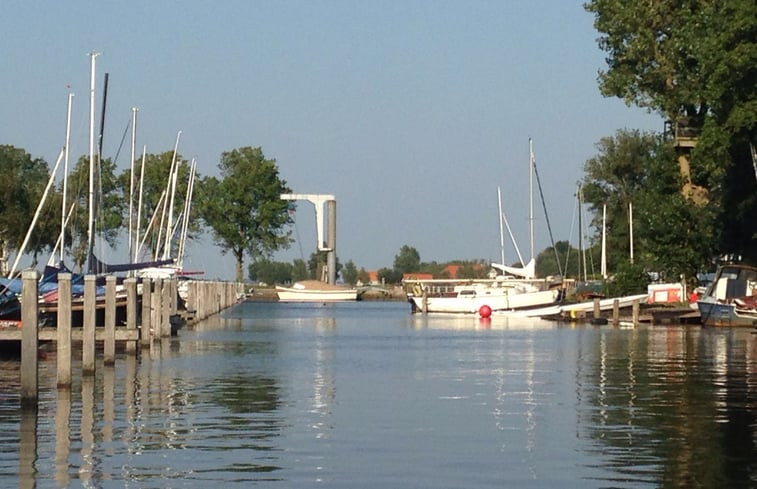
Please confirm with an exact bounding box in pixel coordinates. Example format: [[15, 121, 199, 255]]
[[479, 305, 492, 318]]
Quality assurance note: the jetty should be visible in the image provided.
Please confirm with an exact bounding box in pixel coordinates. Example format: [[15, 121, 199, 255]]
[[0, 270, 243, 408]]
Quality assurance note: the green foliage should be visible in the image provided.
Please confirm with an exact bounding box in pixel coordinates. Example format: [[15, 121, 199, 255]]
[[377, 267, 403, 285], [197, 147, 292, 282], [357, 267, 371, 285], [291, 259, 308, 281], [394, 245, 421, 274], [585, 0, 757, 263], [605, 260, 649, 297], [0, 145, 52, 265], [307, 250, 342, 281], [342, 260, 358, 286], [248, 258, 293, 285]]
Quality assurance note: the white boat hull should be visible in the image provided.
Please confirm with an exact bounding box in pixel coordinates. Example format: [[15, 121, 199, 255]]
[[410, 289, 559, 314], [276, 282, 358, 302]]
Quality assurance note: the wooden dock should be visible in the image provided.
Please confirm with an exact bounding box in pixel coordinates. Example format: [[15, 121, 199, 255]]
[[1, 270, 243, 408]]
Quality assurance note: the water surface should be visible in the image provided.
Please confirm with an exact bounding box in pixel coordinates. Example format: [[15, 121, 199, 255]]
[[1, 301, 756, 488]]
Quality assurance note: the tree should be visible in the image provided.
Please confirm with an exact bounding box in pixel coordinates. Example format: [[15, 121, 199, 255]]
[[342, 260, 358, 286], [198, 147, 292, 282], [394, 245, 421, 274], [248, 258, 293, 285], [377, 267, 402, 285], [585, 0, 757, 262], [581, 130, 715, 282], [291, 259, 308, 282], [0, 145, 52, 272]]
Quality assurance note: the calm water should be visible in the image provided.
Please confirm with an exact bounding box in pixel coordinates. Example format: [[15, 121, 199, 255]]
[[1, 301, 756, 488]]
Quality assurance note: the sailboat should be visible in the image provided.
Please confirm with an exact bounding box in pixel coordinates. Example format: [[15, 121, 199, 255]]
[[406, 140, 561, 314]]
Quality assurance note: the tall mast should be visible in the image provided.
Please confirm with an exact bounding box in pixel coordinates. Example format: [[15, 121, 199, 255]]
[[528, 138, 534, 261], [497, 186, 505, 265], [162, 131, 181, 260], [87, 51, 100, 273], [601, 203, 607, 279], [61, 91, 73, 263], [128, 107, 138, 264]]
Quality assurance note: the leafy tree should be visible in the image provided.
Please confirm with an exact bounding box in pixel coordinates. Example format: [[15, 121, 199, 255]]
[[394, 245, 421, 274], [585, 0, 757, 262], [291, 258, 308, 282], [197, 147, 292, 282], [581, 129, 665, 271], [248, 258, 293, 285], [342, 260, 358, 286], [0, 145, 52, 272], [377, 267, 402, 285]]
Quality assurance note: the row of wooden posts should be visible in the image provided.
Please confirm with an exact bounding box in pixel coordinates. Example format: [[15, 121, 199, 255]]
[[5, 269, 243, 408]]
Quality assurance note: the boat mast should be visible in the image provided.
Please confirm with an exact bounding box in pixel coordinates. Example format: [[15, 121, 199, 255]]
[[61, 91, 73, 263], [86, 51, 100, 274], [128, 107, 138, 264], [162, 131, 181, 260], [497, 186, 505, 265], [601, 203, 607, 279], [528, 138, 534, 262]]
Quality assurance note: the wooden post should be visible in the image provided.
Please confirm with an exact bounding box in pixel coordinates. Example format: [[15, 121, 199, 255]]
[[593, 298, 600, 319], [20, 270, 39, 407], [141, 278, 152, 348], [82, 275, 96, 375], [104, 275, 116, 365], [632, 299, 640, 326], [125, 278, 137, 354], [161, 280, 171, 338], [612, 298, 619, 326], [152, 279, 163, 339], [57, 273, 72, 388], [422, 287, 428, 314]]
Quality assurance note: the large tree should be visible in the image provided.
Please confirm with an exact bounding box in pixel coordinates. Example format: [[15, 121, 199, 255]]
[[0, 145, 53, 273], [585, 0, 757, 262], [198, 147, 292, 282]]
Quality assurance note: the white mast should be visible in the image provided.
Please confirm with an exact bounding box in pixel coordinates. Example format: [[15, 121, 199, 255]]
[[87, 51, 100, 272], [497, 186, 505, 265], [601, 203, 607, 278], [61, 91, 73, 263], [162, 131, 181, 260], [134, 145, 146, 262], [629, 202, 634, 265], [128, 107, 138, 264], [528, 138, 535, 261]]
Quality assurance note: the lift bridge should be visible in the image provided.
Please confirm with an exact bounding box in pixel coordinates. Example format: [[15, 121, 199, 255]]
[[280, 193, 338, 285]]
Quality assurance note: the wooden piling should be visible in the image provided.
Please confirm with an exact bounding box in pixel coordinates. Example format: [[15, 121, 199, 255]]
[[161, 280, 171, 338], [20, 270, 39, 407], [612, 299, 620, 326], [104, 275, 116, 365], [593, 298, 600, 319], [141, 278, 152, 348], [632, 299, 640, 326], [56, 273, 72, 388], [82, 275, 96, 375], [125, 278, 137, 354]]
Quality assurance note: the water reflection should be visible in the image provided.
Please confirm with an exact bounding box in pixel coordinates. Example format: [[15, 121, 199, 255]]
[[2, 305, 756, 488], [578, 326, 757, 488]]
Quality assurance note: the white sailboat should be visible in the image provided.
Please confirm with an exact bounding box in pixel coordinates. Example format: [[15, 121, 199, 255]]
[[407, 139, 561, 314]]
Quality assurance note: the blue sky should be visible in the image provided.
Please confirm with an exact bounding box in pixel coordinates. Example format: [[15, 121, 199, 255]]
[[2, 1, 661, 279]]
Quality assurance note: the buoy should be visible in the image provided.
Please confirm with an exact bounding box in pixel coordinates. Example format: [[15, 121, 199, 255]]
[[479, 305, 492, 318]]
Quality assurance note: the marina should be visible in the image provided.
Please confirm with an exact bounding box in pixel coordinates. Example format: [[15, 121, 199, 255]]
[[1, 300, 756, 488]]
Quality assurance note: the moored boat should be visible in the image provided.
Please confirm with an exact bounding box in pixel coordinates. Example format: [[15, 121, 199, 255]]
[[276, 280, 358, 302], [697, 264, 757, 327]]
